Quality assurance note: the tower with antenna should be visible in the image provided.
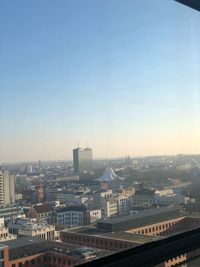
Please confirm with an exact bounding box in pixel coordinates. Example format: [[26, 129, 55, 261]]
[[73, 143, 93, 174]]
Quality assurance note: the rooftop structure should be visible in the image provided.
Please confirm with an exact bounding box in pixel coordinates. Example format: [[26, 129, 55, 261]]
[[63, 226, 158, 244], [8, 217, 57, 240], [32, 203, 54, 214], [97, 208, 182, 232], [26, 203, 56, 224], [0, 236, 111, 265]]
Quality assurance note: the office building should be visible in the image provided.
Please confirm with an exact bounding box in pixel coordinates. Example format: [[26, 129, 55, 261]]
[[101, 197, 118, 218], [0, 166, 15, 206], [55, 192, 88, 206], [0, 166, 4, 205], [56, 206, 102, 227], [61, 227, 155, 252], [73, 147, 93, 174], [26, 203, 56, 224], [87, 209, 102, 224], [116, 196, 130, 216], [56, 205, 87, 228], [0, 237, 109, 267], [97, 208, 182, 232], [130, 188, 155, 206], [36, 181, 45, 203], [26, 164, 33, 174], [0, 218, 16, 242], [8, 217, 56, 240], [0, 205, 25, 223]]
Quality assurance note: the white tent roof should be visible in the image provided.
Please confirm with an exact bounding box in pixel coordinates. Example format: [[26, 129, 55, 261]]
[[98, 167, 123, 182]]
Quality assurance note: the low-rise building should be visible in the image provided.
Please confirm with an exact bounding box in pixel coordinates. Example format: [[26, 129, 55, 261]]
[[8, 217, 56, 240], [60, 227, 157, 252], [0, 218, 16, 242], [56, 206, 87, 228], [0, 205, 25, 223], [55, 176, 79, 182], [116, 196, 130, 216], [57, 192, 89, 206], [87, 209, 102, 224], [97, 208, 182, 232], [26, 203, 56, 224], [56, 206, 102, 228], [153, 189, 188, 206], [101, 197, 118, 218], [94, 190, 113, 207], [0, 236, 110, 267], [131, 189, 155, 206]]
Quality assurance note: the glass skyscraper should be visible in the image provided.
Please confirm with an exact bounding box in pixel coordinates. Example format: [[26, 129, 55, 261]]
[[73, 147, 93, 174]]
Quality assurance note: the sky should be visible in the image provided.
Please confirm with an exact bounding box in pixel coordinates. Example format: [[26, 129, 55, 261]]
[[0, 0, 200, 162]]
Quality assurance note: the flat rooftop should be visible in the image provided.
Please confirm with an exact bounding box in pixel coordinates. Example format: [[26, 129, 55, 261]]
[[97, 208, 182, 232], [0, 237, 111, 260], [63, 226, 161, 244], [0, 237, 46, 249], [65, 226, 109, 235], [99, 208, 180, 225], [102, 232, 161, 244]]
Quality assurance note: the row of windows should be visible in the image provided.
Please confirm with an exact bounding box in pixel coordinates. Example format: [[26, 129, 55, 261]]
[[11, 255, 77, 267], [135, 220, 181, 235], [43, 256, 70, 264], [64, 234, 130, 249], [58, 215, 83, 218], [0, 232, 9, 238], [12, 259, 36, 267], [58, 218, 82, 221], [166, 254, 186, 264], [91, 212, 100, 216]]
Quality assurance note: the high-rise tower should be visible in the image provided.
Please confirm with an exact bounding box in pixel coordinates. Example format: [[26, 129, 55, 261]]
[[73, 147, 93, 174], [0, 166, 15, 206], [0, 166, 4, 205]]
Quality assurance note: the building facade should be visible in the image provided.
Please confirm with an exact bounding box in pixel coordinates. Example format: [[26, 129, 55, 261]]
[[26, 203, 56, 224], [56, 206, 87, 228], [8, 217, 56, 240], [0, 167, 15, 206], [101, 197, 118, 218], [0, 166, 3, 205], [0, 218, 16, 242], [0, 237, 105, 267], [116, 196, 130, 216], [73, 147, 93, 174]]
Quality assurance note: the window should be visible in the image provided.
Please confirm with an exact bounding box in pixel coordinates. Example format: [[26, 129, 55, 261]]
[[1, 0, 200, 267]]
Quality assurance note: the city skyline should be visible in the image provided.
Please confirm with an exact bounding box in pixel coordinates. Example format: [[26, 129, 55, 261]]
[[1, 0, 200, 162]]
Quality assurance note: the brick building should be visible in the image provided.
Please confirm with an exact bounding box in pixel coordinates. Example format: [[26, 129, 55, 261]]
[[60, 227, 157, 252], [0, 237, 110, 267], [97, 208, 181, 232]]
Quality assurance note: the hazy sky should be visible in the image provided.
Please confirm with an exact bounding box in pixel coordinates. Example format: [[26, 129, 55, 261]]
[[1, 0, 200, 162]]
